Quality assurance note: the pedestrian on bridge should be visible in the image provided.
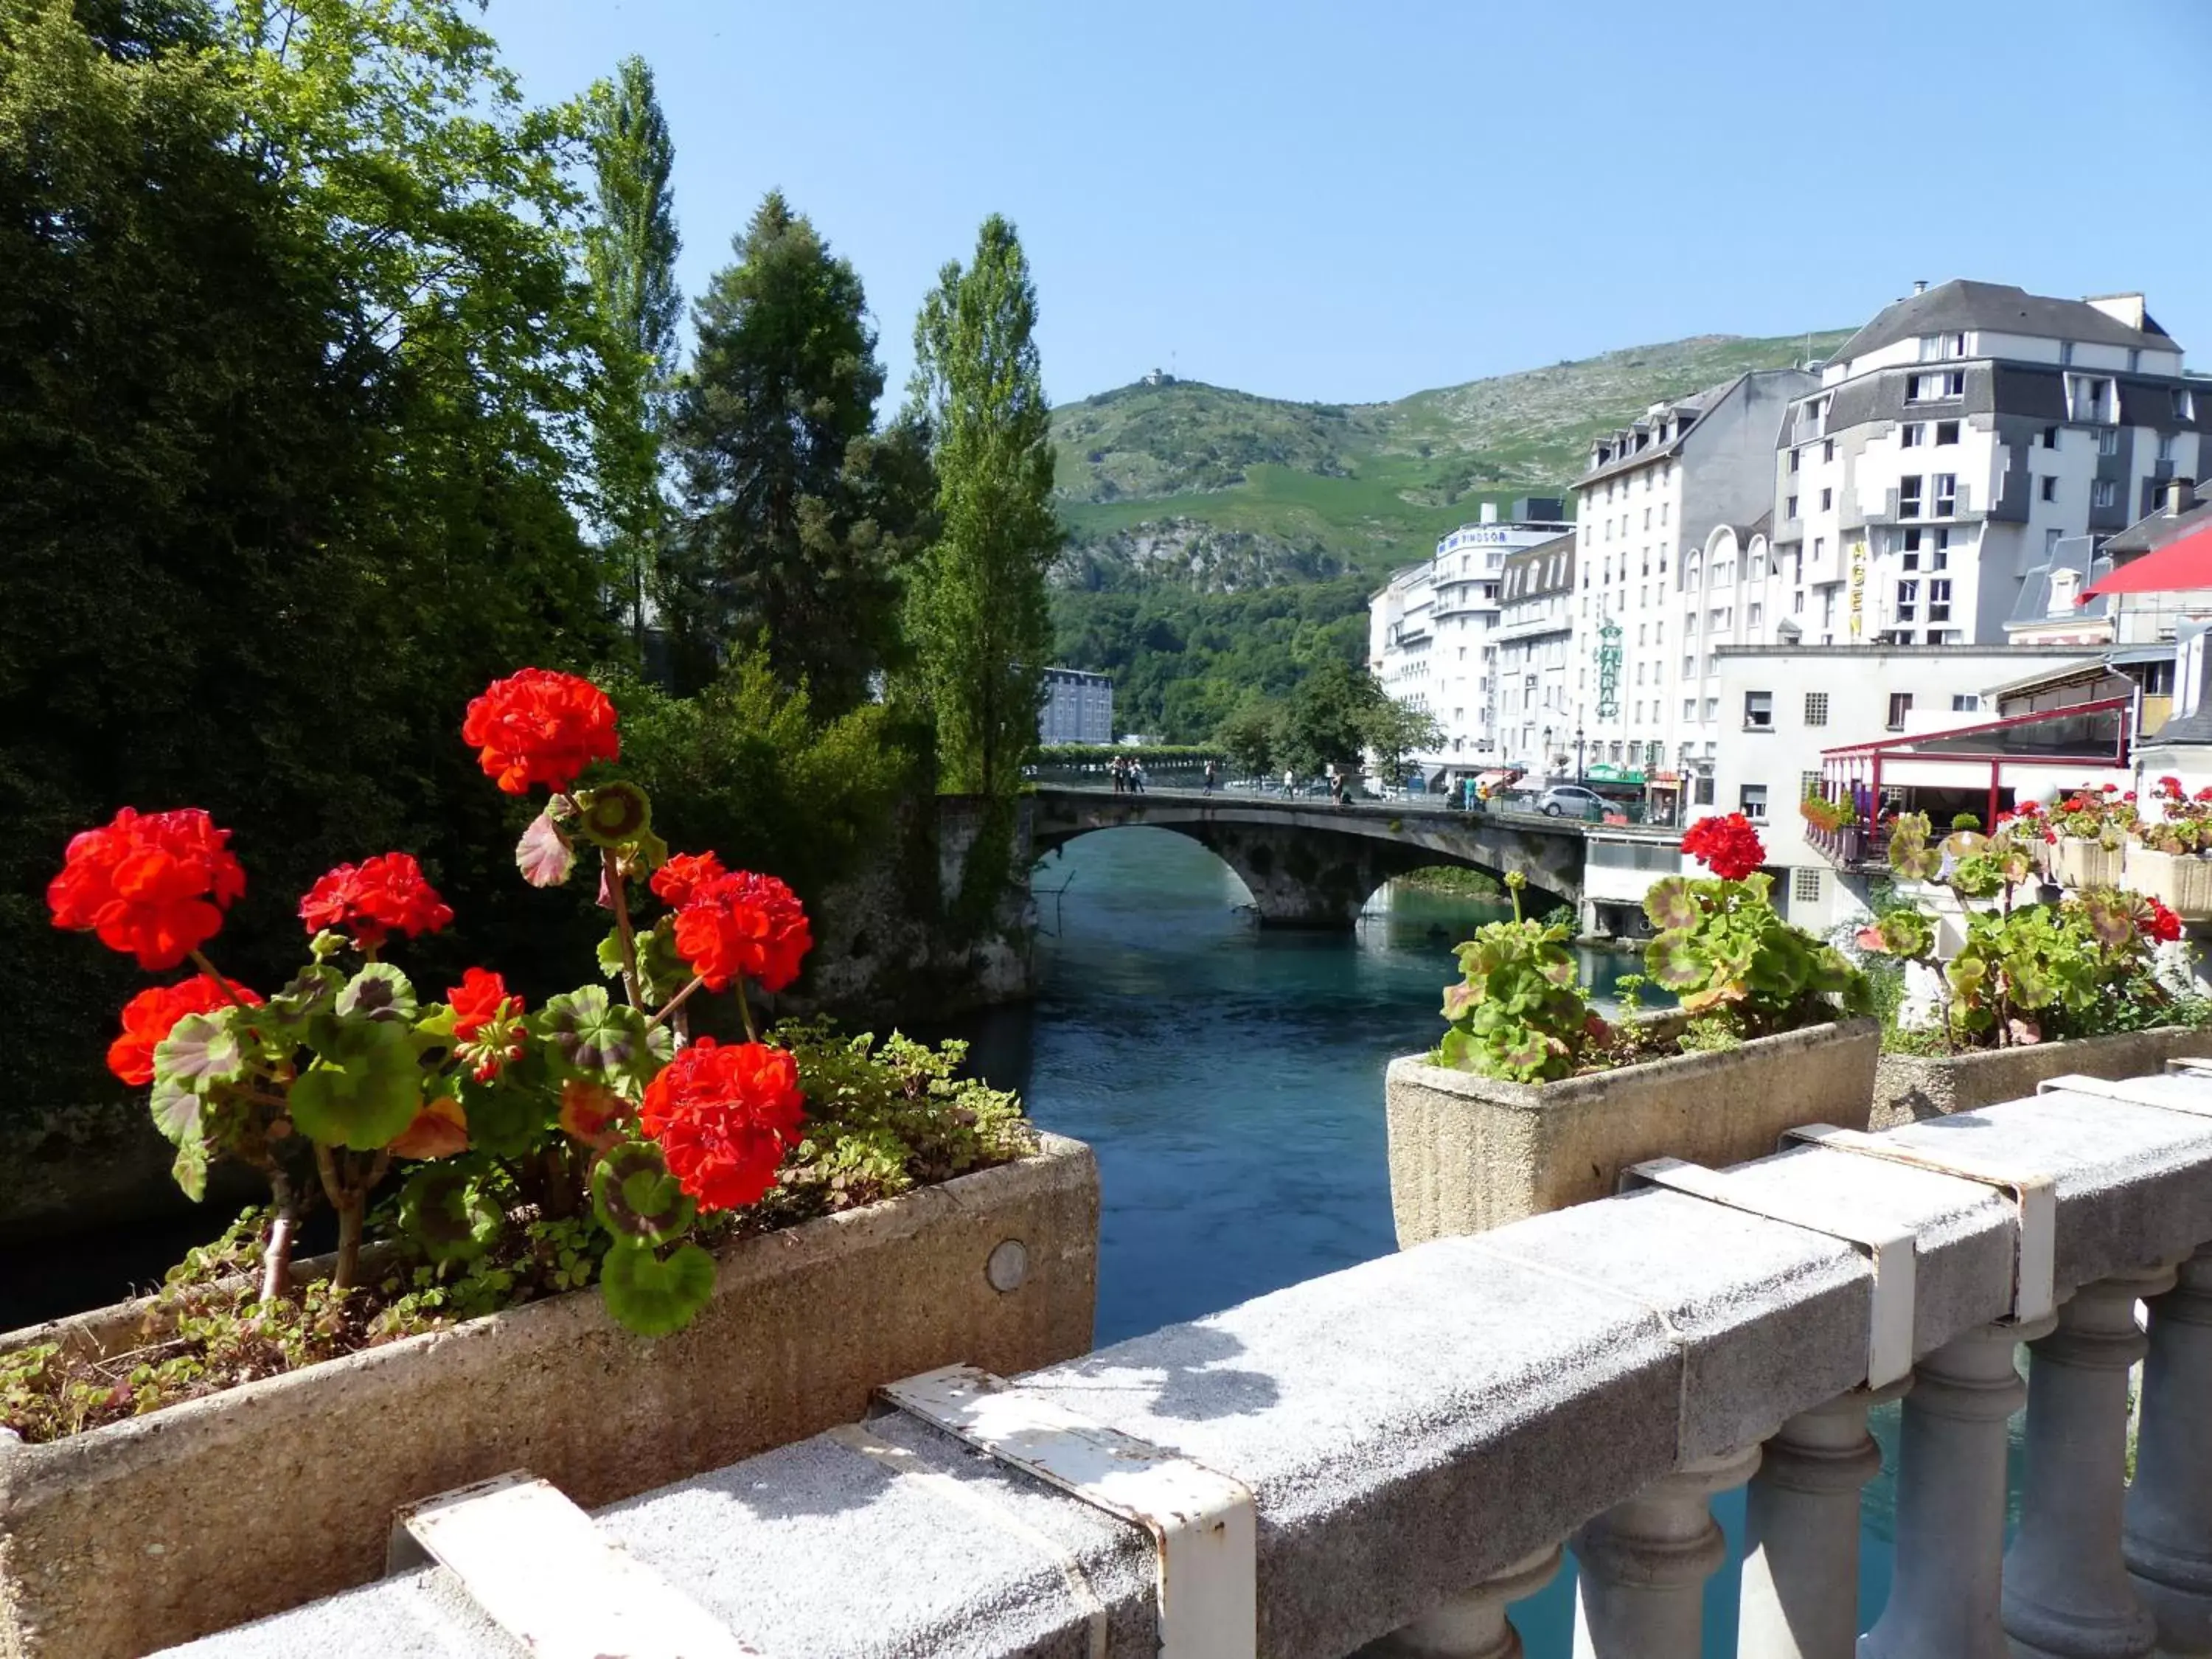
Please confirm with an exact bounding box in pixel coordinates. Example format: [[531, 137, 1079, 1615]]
[[1203, 759, 1218, 795]]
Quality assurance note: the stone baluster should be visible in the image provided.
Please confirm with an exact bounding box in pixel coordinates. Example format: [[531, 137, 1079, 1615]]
[[1359, 1545, 1562, 1658], [1570, 1445, 1761, 1659], [1735, 1382, 1901, 1659], [2125, 1244, 2212, 1657], [2003, 1266, 2176, 1658], [1860, 1315, 2055, 1659]]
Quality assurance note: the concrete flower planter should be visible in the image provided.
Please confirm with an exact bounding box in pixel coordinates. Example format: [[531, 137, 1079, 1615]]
[[1871, 1026, 2205, 1129], [2055, 838, 2124, 890], [0, 1133, 1098, 1659], [2122, 846, 2212, 920], [1385, 1018, 1879, 1248]]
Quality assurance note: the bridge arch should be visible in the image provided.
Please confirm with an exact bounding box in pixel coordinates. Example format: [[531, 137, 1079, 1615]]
[[1029, 789, 1584, 930]]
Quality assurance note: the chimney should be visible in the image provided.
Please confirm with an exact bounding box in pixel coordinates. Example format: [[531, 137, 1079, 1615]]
[[2087, 293, 2148, 331], [1479, 503, 1499, 525], [2169, 477, 2198, 518], [1913, 279, 1927, 295]]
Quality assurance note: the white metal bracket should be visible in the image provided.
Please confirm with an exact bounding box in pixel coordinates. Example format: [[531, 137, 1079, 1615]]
[[2040, 1071, 2212, 1120], [389, 1472, 762, 1659], [880, 1363, 1257, 1659], [1782, 1123, 2056, 1326], [1624, 1156, 1916, 1387]]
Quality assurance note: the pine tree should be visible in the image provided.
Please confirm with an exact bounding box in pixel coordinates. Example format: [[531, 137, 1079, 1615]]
[[905, 215, 1060, 796], [667, 192, 923, 708], [583, 55, 681, 658]]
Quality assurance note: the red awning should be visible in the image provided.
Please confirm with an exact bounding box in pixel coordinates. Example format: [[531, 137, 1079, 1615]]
[[2080, 520, 2212, 601]]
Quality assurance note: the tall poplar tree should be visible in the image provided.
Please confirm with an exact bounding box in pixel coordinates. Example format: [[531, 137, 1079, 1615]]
[[905, 215, 1060, 796], [666, 191, 922, 708], [583, 55, 681, 656]]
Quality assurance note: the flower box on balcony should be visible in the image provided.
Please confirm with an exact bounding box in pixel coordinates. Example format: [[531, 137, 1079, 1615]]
[[2054, 838, 2124, 890], [1383, 1018, 1879, 1248], [0, 1134, 1099, 1659], [1871, 1027, 2205, 1129], [2121, 847, 2212, 921]]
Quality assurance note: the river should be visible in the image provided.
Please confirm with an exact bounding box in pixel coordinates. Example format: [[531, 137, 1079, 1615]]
[[957, 824, 1919, 1656]]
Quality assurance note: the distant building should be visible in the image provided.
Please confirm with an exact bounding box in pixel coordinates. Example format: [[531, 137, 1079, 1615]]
[[1040, 667, 1114, 745], [1773, 279, 2205, 651], [1492, 531, 1577, 777], [2011, 478, 2212, 648], [1569, 367, 1818, 813], [1366, 498, 1575, 782]]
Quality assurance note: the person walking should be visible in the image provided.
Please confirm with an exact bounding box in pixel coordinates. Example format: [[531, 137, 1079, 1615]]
[[1281, 767, 1295, 798], [1203, 759, 1217, 796]]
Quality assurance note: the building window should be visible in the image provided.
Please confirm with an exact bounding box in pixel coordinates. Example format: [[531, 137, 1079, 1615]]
[[1744, 691, 1774, 729], [1820, 488, 1834, 511], [1800, 771, 1823, 799], [1739, 784, 1769, 823], [1929, 580, 1952, 622], [1887, 692, 1913, 731], [1704, 697, 1719, 722], [1899, 476, 1923, 519], [1789, 448, 1801, 473], [1901, 423, 1924, 449], [1682, 654, 1694, 677], [2059, 340, 2075, 366], [1749, 602, 1763, 626], [1935, 420, 1960, 446], [1823, 439, 1835, 463], [1804, 692, 1829, 726], [2094, 479, 2118, 509], [2042, 425, 2059, 448], [1682, 698, 1695, 721], [2099, 428, 2121, 457], [1793, 867, 1822, 903], [1787, 494, 1800, 518], [1896, 579, 1919, 619], [1907, 371, 1965, 402], [2040, 476, 2057, 502], [1952, 693, 1980, 712], [1933, 474, 1957, 515]]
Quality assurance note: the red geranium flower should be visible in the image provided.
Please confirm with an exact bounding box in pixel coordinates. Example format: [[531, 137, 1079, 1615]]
[[672, 870, 813, 993], [639, 1037, 806, 1212], [2144, 897, 2185, 945], [299, 852, 453, 952], [1680, 812, 1767, 882], [107, 974, 262, 1085], [649, 850, 726, 910], [2102, 784, 2120, 794], [462, 668, 619, 796], [48, 807, 246, 970], [2160, 776, 2185, 797], [447, 967, 525, 1082]]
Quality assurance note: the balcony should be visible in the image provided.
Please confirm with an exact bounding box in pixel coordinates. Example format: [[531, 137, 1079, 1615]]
[[192, 1068, 2212, 1659]]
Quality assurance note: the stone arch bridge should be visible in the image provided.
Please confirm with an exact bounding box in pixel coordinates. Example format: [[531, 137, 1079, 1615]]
[[1030, 786, 1592, 928]]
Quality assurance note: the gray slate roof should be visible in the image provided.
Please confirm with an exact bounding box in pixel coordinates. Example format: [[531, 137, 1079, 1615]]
[[1833, 280, 2177, 364], [2105, 492, 2212, 558]]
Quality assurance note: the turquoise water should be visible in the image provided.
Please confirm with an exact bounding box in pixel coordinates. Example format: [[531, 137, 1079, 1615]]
[[961, 826, 1915, 1656]]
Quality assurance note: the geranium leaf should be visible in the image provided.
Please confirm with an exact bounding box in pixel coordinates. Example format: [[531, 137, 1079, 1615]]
[[153, 1010, 250, 1091], [286, 1019, 422, 1150], [149, 1075, 202, 1146], [593, 1139, 697, 1246], [397, 1166, 503, 1264], [389, 1095, 469, 1160], [539, 985, 656, 1091], [1644, 931, 1706, 990], [1643, 876, 1699, 933], [170, 1132, 209, 1203], [516, 810, 576, 888], [456, 1068, 556, 1160], [600, 1239, 716, 1337], [336, 961, 417, 1023], [574, 782, 652, 849]]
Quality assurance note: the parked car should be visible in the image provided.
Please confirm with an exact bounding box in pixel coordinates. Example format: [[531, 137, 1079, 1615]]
[[1536, 784, 1607, 818]]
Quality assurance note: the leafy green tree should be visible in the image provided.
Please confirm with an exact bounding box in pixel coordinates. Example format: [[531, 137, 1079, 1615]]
[[1363, 695, 1444, 784], [1214, 699, 1279, 777], [583, 54, 681, 658], [1, 0, 609, 1138], [667, 192, 922, 709], [1272, 658, 1379, 777], [905, 215, 1060, 796]]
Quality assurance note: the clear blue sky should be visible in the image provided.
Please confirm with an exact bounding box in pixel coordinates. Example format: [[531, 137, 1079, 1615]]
[[486, 0, 2210, 409]]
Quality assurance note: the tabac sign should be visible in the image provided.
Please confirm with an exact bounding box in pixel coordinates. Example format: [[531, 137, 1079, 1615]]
[[1847, 536, 1868, 640]]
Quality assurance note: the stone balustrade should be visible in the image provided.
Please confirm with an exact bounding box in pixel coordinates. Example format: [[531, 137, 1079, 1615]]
[[164, 1073, 2212, 1659]]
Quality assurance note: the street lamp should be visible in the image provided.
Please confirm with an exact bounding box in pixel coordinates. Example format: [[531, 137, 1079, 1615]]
[[1575, 715, 1587, 786], [1541, 726, 1553, 781]]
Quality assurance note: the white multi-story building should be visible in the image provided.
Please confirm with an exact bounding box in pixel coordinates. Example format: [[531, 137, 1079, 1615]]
[[1710, 644, 2101, 931], [1566, 369, 1816, 814], [1368, 498, 1573, 779], [1772, 280, 2207, 651], [1492, 531, 1576, 776]]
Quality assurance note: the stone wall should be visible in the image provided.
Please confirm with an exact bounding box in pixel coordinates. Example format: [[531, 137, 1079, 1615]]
[[1870, 1026, 2208, 1129]]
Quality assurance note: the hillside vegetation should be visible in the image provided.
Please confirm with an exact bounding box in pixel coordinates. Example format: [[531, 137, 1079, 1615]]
[[1048, 329, 1848, 738]]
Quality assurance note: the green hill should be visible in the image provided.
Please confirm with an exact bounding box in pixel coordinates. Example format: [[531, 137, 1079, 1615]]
[[1046, 328, 1851, 741], [1049, 330, 1849, 592]]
